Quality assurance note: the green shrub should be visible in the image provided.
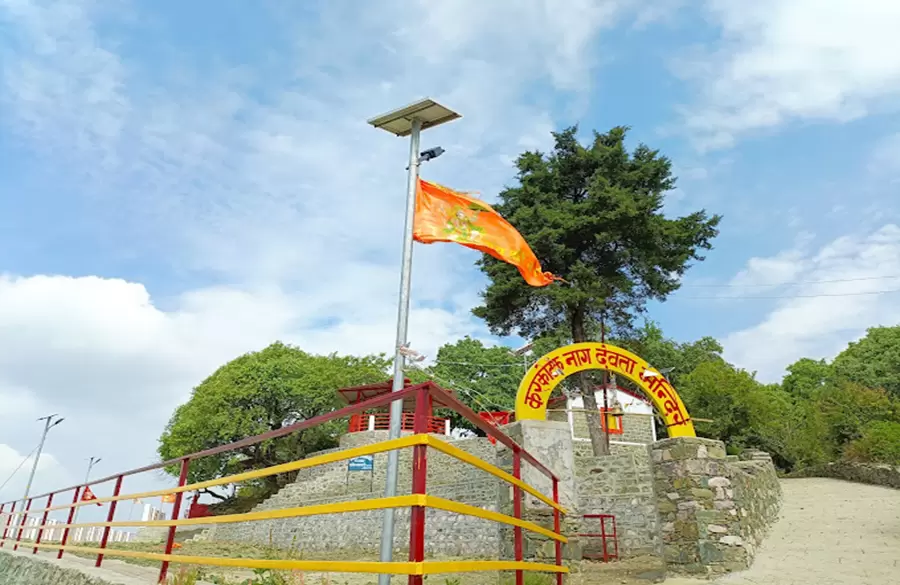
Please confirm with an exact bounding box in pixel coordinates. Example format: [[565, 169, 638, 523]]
[[844, 421, 900, 465]]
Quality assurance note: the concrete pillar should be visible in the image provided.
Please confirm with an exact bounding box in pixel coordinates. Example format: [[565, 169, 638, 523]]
[[501, 420, 576, 513]]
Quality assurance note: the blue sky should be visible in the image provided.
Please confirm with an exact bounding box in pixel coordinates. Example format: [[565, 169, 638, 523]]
[[1, 0, 899, 511]]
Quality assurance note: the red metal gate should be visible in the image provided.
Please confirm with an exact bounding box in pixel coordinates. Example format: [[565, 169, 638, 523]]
[[580, 513, 618, 562]]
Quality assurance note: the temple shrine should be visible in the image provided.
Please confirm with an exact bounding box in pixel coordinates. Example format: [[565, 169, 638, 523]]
[[340, 379, 453, 435]]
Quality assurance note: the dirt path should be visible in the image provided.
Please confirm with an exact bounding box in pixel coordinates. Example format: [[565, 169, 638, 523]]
[[667, 477, 900, 585]]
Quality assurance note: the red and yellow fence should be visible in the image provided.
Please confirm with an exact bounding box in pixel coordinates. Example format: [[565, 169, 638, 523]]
[[0, 382, 567, 584]]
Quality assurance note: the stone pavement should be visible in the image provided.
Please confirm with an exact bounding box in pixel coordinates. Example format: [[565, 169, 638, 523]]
[[667, 477, 900, 585]]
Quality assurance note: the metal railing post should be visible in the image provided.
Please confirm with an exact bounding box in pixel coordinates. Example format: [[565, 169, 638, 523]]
[[57, 487, 81, 559], [0, 501, 12, 546], [610, 515, 619, 560], [513, 449, 524, 585], [95, 475, 123, 567], [553, 478, 563, 585], [601, 515, 608, 561], [33, 492, 54, 554], [13, 498, 33, 550], [158, 458, 190, 584], [407, 388, 430, 585]]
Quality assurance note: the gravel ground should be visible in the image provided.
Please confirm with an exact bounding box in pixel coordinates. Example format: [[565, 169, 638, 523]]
[[667, 478, 900, 585]]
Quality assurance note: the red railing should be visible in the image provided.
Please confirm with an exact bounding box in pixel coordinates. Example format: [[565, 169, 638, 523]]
[[0, 381, 566, 584], [580, 514, 618, 562], [348, 412, 448, 434]]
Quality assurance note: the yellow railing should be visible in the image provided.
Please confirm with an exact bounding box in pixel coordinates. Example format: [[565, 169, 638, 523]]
[[0, 382, 569, 584]]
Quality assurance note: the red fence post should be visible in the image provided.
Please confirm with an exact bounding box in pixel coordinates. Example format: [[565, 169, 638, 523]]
[[0, 501, 13, 547], [407, 387, 430, 585], [601, 514, 608, 561], [58, 487, 81, 559], [13, 498, 32, 551], [33, 492, 54, 554], [158, 459, 190, 584], [513, 449, 524, 585], [553, 478, 562, 585], [610, 515, 619, 560], [95, 475, 123, 567]]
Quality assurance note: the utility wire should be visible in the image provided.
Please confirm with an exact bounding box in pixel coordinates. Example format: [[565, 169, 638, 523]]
[[435, 361, 524, 368], [681, 275, 900, 288], [0, 444, 40, 496], [678, 288, 900, 300], [410, 363, 509, 412]]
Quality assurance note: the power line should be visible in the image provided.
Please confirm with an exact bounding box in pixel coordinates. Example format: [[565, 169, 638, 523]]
[[435, 361, 524, 368], [681, 275, 900, 288], [678, 288, 900, 300], [411, 363, 509, 412], [0, 444, 40, 496]]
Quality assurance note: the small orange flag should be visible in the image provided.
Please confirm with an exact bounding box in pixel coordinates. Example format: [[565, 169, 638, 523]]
[[161, 493, 177, 504], [81, 486, 102, 506], [413, 179, 561, 287]]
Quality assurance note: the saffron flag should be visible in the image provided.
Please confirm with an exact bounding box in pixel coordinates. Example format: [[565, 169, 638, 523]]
[[81, 486, 102, 506], [161, 493, 177, 504], [413, 179, 560, 286]]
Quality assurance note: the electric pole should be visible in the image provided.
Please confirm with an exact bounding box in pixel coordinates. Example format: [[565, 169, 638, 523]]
[[23, 414, 64, 502]]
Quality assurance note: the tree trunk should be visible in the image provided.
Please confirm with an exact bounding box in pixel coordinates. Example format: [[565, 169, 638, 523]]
[[572, 308, 609, 456]]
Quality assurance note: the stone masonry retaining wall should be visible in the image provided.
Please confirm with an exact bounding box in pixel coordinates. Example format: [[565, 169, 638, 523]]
[[573, 444, 661, 558], [0, 550, 117, 585], [793, 461, 900, 489], [208, 431, 505, 557], [650, 438, 781, 576], [571, 412, 656, 445]]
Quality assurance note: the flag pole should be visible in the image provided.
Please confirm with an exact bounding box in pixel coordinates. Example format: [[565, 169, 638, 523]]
[[377, 116, 421, 583], [367, 100, 460, 584]]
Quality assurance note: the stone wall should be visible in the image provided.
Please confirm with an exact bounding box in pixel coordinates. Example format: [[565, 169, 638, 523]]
[[650, 438, 781, 576], [208, 431, 506, 557], [0, 550, 117, 585], [495, 420, 578, 564], [574, 444, 661, 558], [792, 461, 900, 489], [570, 411, 655, 445]]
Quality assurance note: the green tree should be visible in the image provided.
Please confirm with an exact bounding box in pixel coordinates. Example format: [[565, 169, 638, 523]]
[[676, 360, 811, 469], [677, 360, 762, 447], [832, 326, 900, 397], [815, 382, 900, 451], [473, 126, 721, 454], [617, 321, 724, 385], [430, 337, 522, 427], [158, 342, 390, 497], [844, 420, 900, 465], [782, 358, 832, 400]]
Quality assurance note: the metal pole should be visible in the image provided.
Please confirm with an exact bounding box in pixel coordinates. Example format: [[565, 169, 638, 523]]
[[23, 416, 55, 502], [600, 321, 610, 452], [72, 457, 99, 527], [378, 116, 421, 584], [71, 455, 101, 524]]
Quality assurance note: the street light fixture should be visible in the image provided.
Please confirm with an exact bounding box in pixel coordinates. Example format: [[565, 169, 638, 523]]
[[23, 414, 64, 501], [513, 341, 535, 374], [368, 97, 461, 583], [84, 457, 101, 484], [72, 457, 101, 526]]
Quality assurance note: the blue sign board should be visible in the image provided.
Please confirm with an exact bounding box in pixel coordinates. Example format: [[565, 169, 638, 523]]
[[348, 455, 374, 472]]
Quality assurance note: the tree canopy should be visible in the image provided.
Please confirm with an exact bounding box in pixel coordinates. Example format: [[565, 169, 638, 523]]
[[832, 326, 900, 397], [158, 342, 389, 499], [473, 126, 721, 454]]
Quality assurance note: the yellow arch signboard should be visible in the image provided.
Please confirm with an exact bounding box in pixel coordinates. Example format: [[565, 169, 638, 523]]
[[515, 342, 696, 438]]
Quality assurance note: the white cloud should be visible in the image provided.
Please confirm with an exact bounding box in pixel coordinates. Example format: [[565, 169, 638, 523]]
[[870, 131, 900, 176], [0, 443, 66, 502], [679, 0, 900, 148], [722, 224, 900, 381], [0, 271, 485, 472]]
